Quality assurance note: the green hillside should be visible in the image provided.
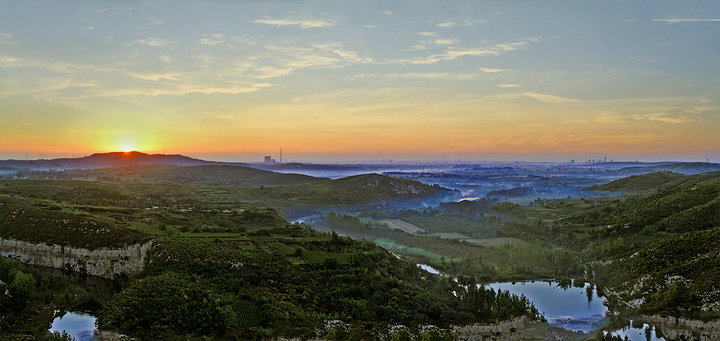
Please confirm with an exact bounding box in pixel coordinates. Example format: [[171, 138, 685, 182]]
[[592, 171, 685, 192], [598, 227, 720, 319], [0, 178, 535, 340], [24, 164, 322, 186], [487, 170, 720, 322], [235, 173, 454, 206], [592, 170, 720, 193]]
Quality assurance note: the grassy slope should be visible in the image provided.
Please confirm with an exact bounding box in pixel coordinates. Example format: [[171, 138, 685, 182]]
[[574, 173, 720, 319], [38, 164, 323, 186], [593, 172, 685, 192], [0, 178, 537, 340], [237, 173, 453, 206], [0, 195, 149, 249], [593, 170, 720, 193]]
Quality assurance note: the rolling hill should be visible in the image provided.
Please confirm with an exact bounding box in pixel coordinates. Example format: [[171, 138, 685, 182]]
[[237, 173, 458, 205], [36, 164, 323, 186], [616, 162, 720, 175], [591, 170, 720, 193], [0, 151, 218, 170]]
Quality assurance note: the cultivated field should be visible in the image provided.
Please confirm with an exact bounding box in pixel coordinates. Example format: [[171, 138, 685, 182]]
[[381, 219, 426, 234]]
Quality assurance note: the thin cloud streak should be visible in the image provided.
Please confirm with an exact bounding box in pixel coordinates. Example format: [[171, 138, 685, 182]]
[[522, 92, 581, 104], [252, 19, 334, 29]]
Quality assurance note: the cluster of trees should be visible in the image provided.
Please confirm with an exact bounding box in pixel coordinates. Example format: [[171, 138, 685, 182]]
[[0, 257, 35, 318], [97, 224, 541, 339]]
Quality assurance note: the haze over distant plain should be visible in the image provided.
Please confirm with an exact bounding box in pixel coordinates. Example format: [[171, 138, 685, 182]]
[[0, 0, 719, 162]]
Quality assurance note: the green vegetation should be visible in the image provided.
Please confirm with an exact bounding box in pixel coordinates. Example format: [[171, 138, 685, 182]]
[[0, 257, 36, 318], [592, 170, 720, 193], [28, 164, 322, 186], [97, 227, 540, 339], [0, 175, 537, 340], [591, 171, 685, 192], [0, 255, 118, 339], [233, 173, 453, 206], [490, 173, 720, 321], [313, 208, 583, 283], [0, 194, 149, 249]]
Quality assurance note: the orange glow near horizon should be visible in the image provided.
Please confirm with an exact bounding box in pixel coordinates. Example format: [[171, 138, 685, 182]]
[[0, 1, 719, 162]]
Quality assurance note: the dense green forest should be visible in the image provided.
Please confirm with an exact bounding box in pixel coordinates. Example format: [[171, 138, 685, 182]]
[[494, 172, 720, 321], [315, 170, 720, 323]]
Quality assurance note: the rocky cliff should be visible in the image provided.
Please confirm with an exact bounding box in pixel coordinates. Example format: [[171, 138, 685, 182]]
[[0, 238, 152, 279]]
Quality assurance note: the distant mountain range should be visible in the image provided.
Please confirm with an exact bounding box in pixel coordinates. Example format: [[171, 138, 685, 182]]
[[0, 151, 220, 169], [1, 151, 719, 175]]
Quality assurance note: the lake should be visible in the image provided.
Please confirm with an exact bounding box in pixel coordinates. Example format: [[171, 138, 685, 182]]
[[607, 321, 665, 341], [49, 312, 97, 341], [487, 280, 607, 333]]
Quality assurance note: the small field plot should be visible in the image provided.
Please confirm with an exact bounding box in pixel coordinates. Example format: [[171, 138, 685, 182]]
[[462, 237, 523, 247], [430, 232, 471, 239], [381, 219, 426, 234]]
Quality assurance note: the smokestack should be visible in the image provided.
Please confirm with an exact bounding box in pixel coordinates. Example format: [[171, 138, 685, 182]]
[[280, 148, 282, 163]]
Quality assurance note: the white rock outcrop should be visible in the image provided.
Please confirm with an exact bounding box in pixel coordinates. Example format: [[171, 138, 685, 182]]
[[0, 238, 152, 279]]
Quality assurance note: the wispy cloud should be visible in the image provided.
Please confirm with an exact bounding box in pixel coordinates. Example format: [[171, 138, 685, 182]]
[[125, 72, 181, 81], [436, 19, 488, 28], [633, 113, 691, 124], [0, 55, 23, 65], [252, 19, 334, 29], [198, 34, 226, 46], [523, 92, 581, 104], [434, 38, 458, 45], [94, 82, 272, 98], [595, 112, 627, 123], [479, 67, 510, 73], [352, 72, 480, 81], [380, 10, 394, 16], [133, 37, 176, 47], [497, 83, 520, 88], [408, 40, 530, 64], [0, 33, 18, 45], [652, 18, 720, 24]]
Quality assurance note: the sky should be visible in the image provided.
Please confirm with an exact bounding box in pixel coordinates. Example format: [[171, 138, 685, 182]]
[[1, 0, 719, 162]]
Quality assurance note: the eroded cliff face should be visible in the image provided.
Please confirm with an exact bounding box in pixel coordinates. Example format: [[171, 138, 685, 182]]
[[0, 238, 152, 279], [642, 315, 720, 341]]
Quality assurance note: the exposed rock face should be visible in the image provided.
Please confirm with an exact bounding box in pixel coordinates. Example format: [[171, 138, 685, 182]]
[[452, 316, 526, 340], [642, 315, 720, 341], [0, 238, 152, 279]]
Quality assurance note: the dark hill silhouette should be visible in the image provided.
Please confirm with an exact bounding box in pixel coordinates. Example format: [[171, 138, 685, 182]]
[[0, 151, 220, 170]]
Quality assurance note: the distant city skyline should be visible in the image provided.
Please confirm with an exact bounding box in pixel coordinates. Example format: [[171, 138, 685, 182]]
[[0, 150, 714, 165], [1, 1, 719, 161]]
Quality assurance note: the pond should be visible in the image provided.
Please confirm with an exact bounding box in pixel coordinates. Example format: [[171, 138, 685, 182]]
[[487, 279, 607, 333], [607, 321, 665, 341], [49, 311, 97, 341]]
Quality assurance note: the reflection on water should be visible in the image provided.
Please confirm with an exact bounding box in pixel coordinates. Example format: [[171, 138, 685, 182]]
[[50, 312, 96, 341], [608, 320, 665, 341], [487, 279, 607, 333]]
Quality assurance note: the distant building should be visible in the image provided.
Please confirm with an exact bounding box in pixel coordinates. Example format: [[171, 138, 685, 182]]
[[264, 155, 276, 164]]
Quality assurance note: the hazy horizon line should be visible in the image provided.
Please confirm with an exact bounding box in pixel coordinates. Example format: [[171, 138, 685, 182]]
[[0, 150, 717, 165]]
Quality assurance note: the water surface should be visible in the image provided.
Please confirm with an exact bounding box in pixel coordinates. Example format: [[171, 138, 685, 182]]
[[487, 279, 607, 333], [608, 321, 665, 341], [49, 312, 96, 341]]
